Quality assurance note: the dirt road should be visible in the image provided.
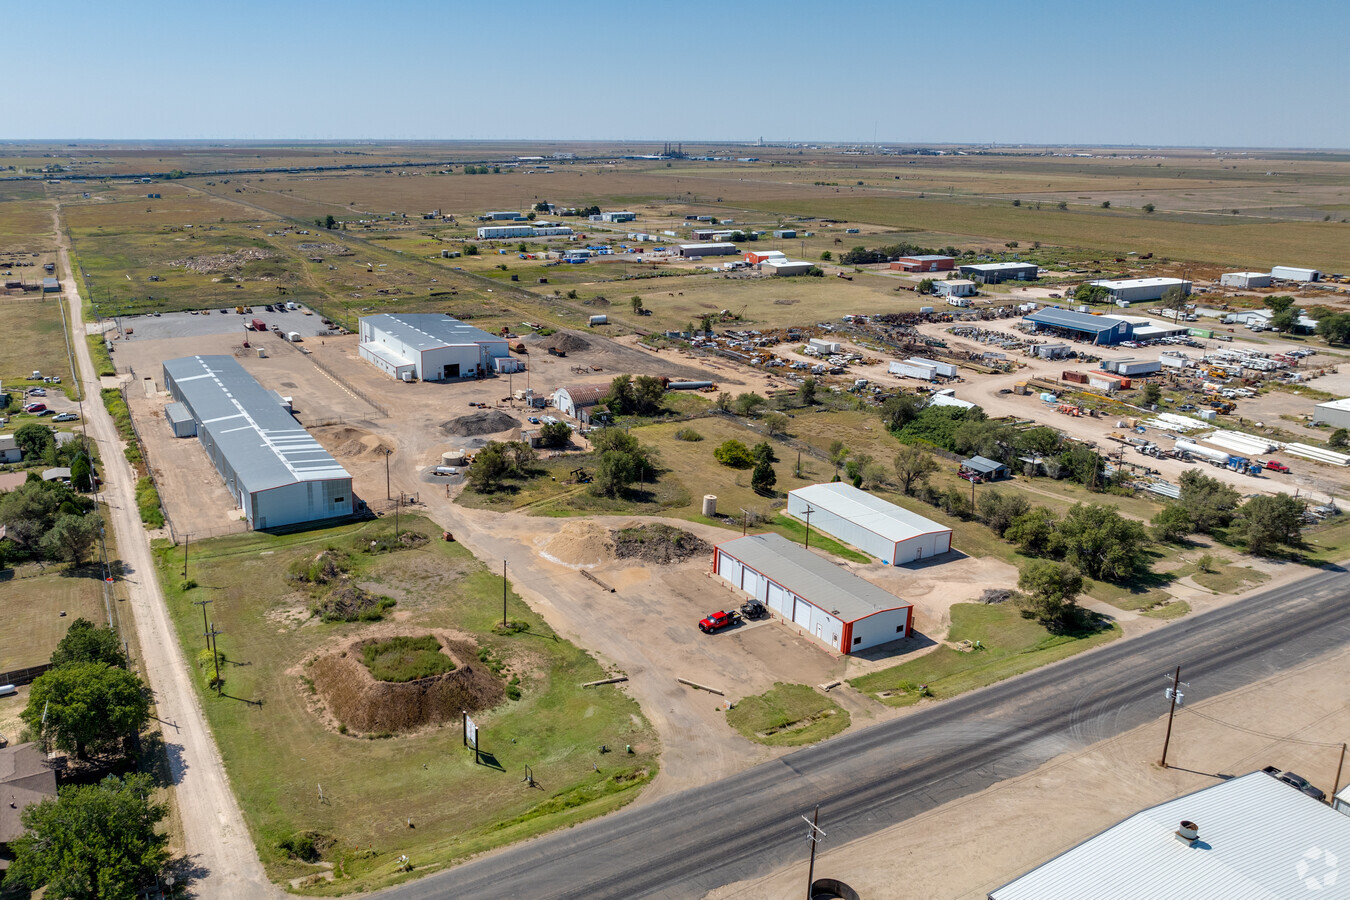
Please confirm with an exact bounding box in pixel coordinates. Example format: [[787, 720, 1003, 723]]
[[55, 214, 278, 899]]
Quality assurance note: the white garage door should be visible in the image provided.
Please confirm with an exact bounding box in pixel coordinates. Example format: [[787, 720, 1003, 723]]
[[717, 553, 743, 588], [767, 582, 788, 615], [792, 595, 814, 628], [742, 568, 767, 602]]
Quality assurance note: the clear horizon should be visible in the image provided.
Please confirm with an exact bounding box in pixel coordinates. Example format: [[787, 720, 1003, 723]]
[[9, 0, 1348, 149]]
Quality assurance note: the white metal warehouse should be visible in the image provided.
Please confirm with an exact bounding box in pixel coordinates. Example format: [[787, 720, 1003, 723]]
[[712, 532, 912, 654], [359, 314, 509, 381], [162, 355, 354, 530], [1313, 397, 1350, 430], [787, 482, 952, 564], [1089, 277, 1192, 303]]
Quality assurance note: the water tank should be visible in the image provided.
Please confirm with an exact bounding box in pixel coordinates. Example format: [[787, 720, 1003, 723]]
[[1176, 440, 1230, 466], [702, 495, 717, 517], [443, 450, 466, 466]]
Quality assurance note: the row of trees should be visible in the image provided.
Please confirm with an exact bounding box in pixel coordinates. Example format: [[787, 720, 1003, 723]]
[[466, 429, 656, 500], [1152, 470, 1304, 556], [0, 476, 102, 569], [603, 374, 666, 417], [839, 243, 961, 265]]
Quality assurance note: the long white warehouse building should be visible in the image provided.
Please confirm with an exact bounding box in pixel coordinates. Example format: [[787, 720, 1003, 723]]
[[787, 482, 952, 564], [162, 355, 354, 530], [712, 533, 912, 655], [359, 313, 509, 381]]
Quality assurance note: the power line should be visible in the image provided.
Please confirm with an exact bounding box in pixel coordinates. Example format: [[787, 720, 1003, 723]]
[[1181, 708, 1347, 748]]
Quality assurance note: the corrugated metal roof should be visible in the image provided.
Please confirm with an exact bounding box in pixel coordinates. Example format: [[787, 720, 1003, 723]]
[[164, 402, 193, 425], [898, 255, 953, 262], [789, 483, 951, 544], [1024, 308, 1128, 332], [991, 771, 1350, 899], [163, 356, 350, 494], [963, 455, 1004, 474], [961, 262, 1039, 272], [361, 314, 506, 354], [557, 383, 609, 406], [716, 532, 910, 623], [1091, 277, 1191, 290]]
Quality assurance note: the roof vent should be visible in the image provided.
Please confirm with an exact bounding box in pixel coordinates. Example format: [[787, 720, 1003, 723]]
[[1175, 820, 1200, 845]]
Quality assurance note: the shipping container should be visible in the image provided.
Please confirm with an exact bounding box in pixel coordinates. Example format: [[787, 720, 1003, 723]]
[[1117, 360, 1161, 376], [1062, 371, 1088, 384], [1187, 328, 1213, 339], [1088, 377, 1120, 393], [906, 356, 958, 378], [251, 318, 266, 332]]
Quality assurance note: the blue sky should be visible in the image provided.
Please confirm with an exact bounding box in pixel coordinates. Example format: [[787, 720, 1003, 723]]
[[9, 0, 1348, 148]]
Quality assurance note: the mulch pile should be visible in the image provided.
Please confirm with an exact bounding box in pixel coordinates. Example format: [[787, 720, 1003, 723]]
[[611, 524, 711, 565], [440, 410, 520, 437]]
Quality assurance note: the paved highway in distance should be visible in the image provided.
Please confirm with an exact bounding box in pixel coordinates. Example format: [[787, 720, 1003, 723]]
[[376, 565, 1350, 900]]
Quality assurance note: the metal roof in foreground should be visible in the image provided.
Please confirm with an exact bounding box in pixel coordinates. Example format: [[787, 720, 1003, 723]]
[[716, 532, 910, 623], [163, 355, 350, 494], [991, 771, 1350, 899], [1024, 307, 1127, 332]]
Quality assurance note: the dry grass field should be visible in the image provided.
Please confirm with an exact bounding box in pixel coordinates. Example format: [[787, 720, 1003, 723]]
[[0, 294, 77, 390], [0, 566, 111, 671]]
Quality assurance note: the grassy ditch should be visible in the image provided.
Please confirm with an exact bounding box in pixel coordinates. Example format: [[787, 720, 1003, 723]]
[[726, 683, 850, 747], [135, 476, 164, 528], [850, 602, 1121, 707], [154, 515, 656, 895]]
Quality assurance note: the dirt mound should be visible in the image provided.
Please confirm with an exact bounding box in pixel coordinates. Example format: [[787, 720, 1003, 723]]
[[310, 636, 503, 734], [318, 426, 394, 460], [542, 521, 616, 567], [440, 410, 520, 437], [313, 584, 395, 623], [612, 524, 711, 564], [527, 331, 592, 354]]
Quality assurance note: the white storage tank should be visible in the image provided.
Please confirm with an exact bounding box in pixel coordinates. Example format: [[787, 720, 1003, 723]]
[[443, 449, 466, 466], [1176, 439, 1229, 465], [702, 494, 717, 517]]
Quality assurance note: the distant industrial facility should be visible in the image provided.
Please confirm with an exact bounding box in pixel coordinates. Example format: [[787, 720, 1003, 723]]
[[678, 242, 738, 258], [711, 532, 913, 655], [162, 355, 354, 530], [891, 255, 954, 273], [1089, 277, 1191, 303], [959, 262, 1039, 283], [359, 314, 510, 381]]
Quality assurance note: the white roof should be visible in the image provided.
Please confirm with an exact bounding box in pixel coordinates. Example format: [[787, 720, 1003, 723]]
[[991, 771, 1350, 900], [1091, 277, 1190, 289], [788, 482, 951, 543], [680, 242, 738, 250], [1316, 397, 1350, 413], [763, 258, 810, 268], [1225, 271, 1270, 278]]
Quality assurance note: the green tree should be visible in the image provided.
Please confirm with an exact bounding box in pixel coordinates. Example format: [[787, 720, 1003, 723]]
[[324, 214, 337, 229], [23, 662, 150, 759], [1100, 201, 1111, 209], [14, 422, 56, 463], [820, 250, 832, 261], [1143, 203, 1155, 213], [1161, 284, 1189, 321], [713, 440, 755, 469], [604, 374, 635, 415], [892, 446, 938, 494], [1179, 469, 1241, 533], [51, 618, 127, 670], [1056, 503, 1150, 581], [1314, 313, 1350, 344], [798, 377, 818, 406], [1073, 283, 1110, 306], [1016, 560, 1084, 632], [699, 313, 714, 333], [1264, 295, 1295, 315], [763, 411, 789, 436], [977, 490, 1031, 537], [9, 774, 168, 900], [1141, 382, 1162, 406], [1270, 308, 1298, 332], [880, 393, 924, 431], [632, 375, 665, 415], [1231, 493, 1304, 556], [1330, 428, 1350, 450], [501, 440, 535, 475], [1057, 201, 1068, 210], [733, 392, 767, 417], [630, 295, 644, 314], [1006, 507, 1060, 556], [1058, 444, 1105, 489], [1151, 504, 1193, 542], [751, 457, 776, 494], [466, 442, 509, 493], [752, 441, 777, 466], [591, 450, 639, 498], [1014, 426, 1062, 456], [40, 513, 101, 566], [539, 421, 571, 449]]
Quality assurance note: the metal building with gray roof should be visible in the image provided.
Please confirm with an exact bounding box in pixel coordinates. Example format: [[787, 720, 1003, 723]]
[[162, 355, 354, 530], [787, 482, 953, 565], [358, 313, 509, 382], [712, 532, 912, 654], [1022, 308, 1132, 345], [990, 770, 1350, 899]]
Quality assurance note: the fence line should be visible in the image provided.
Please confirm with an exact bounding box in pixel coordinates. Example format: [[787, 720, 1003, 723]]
[[285, 341, 390, 417], [0, 664, 51, 687]]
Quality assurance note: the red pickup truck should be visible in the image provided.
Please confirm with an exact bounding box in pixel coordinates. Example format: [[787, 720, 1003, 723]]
[[698, 610, 741, 634], [1259, 460, 1291, 473]]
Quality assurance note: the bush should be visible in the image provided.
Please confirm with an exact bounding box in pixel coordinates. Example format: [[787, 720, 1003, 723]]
[[713, 440, 755, 469], [673, 427, 703, 442], [359, 636, 455, 683], [135, 477, 164, 528]]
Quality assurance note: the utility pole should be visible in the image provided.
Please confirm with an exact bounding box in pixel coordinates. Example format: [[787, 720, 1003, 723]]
[[803, 505, 814, 550], [1159, 666, 1186, 768], [182, 533, 190, 580], [191, 598, 213, 652], [207, 623, 224, 694], [502, 560, 508, 630], [384, 448, 392, 500], [1332, 743, 1347, 805], [796, 448, 801, 479], [802, 805, 826, 900]]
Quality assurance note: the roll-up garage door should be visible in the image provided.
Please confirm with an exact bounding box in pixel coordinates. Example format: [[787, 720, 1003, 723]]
[[767, 582, 788, 615], [717, 553, 743, 588], [742, 567, 767, 602], [792, 595, 814, 628]]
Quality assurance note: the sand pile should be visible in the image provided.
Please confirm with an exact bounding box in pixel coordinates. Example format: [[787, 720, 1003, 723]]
[[541, 521, 616, 567], [440, 410, 520, 437], [321, 426, 394, 460], [310, 636, 503, 734], [527, 331, 591, 354]]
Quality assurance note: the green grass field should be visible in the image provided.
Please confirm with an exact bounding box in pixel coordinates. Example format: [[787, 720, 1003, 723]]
[[849, 602, 1121, 706], [0, 564, 112, 672], [153, 515, 656, 894], [725, 683, 850, 746]]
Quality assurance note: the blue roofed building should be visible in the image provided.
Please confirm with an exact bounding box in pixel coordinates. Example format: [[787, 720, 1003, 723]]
[[1022, 308, 1132, 345]]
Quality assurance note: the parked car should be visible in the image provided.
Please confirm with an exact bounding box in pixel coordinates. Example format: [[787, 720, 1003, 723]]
[[53, 412, 79, 422], [27, 388, 46, 397], [1278, 771, 1325, 801], [22, 402, 46, 413], [1260, 460, 1291, 473], [527, 416, 540, 424]]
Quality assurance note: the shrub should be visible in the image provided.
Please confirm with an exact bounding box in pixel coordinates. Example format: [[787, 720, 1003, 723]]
[[359, 635, 455, 683], [713, 440, 755, 469], [135, 477, 164, 528], [674, 427, 703, 442]]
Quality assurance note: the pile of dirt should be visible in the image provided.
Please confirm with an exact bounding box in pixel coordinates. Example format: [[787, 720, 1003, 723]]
[[320, 426, 394, 460], [289, 550, 349, 585], [168, 247, 276, 274], [440, 410, 520, 437], [526, 330, 592, 354], [313, 584, 395, 623], [541, 521, 616, 567], [611, 524, 711, 564], [310, 636, 504, 734]]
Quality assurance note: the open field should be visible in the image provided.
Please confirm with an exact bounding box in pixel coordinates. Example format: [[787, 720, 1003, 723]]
[[0, 564, 112, 671], [849, 602, 1121, 707], [153, 515, 656, 894], [0, 294, 77, 393], [725, 682, 850, 747]]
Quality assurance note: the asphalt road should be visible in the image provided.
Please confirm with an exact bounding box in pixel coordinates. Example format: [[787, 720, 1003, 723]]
[[374, 564, 1350, 900]]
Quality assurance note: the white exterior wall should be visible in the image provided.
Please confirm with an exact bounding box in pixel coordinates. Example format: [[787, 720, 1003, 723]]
[[848, 608, 911, 652], [250, 478, 353, 530], [888, 361, 937, 381], [358, 344, 414, 380], [1271, 266, 1320, 282], [786, 492, 949, 564], [1313, 402, 1350, 430], [1219, 272, 1272, 289], [420, 344, 488, 381]]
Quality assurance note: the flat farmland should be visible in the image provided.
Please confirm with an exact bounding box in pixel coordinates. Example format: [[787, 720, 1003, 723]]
[[0, 199, 55, 254], [0, 295, 77, 390]]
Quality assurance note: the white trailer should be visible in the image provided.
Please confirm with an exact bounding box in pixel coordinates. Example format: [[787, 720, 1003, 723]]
[[1271, 266, 1321, 282], [889, 361, 937, 381], [906, 357, 958, 378]]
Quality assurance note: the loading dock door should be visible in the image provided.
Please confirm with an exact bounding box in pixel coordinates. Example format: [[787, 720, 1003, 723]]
[[767, 582, 788, 615], [792, 596, 813, 628], [718, 554, 743, 589], [444, 363, 460, 379], [742, 568, 767, 602]]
